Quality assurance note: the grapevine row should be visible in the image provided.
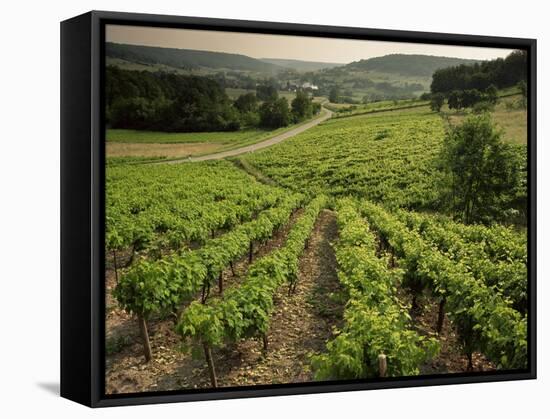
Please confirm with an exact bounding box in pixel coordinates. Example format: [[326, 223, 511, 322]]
[[113, 193, 304, 361], [312, 199, 438, 380], [360, 201, 527, 369], [107, 188, 285, 255], [106, 160, 288, 257], [397, 210, 527, 313], [176, 195, 327, 387], [442, 217, 526, 264]]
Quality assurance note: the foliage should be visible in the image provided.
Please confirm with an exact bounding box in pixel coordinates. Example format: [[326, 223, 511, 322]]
[[438, 114, 523, 223], [106, 66, 241, 132], [360, 201, 527, 369], [234, 93, 258, 113], [329, 86, 340, 103], [114, 192, 305, 320], [397, 210, 528, 313], [246, 109, 446, 210], [291, 90, 314, 121], [312, 199, 439, 379], [177, 196, 326, 346], [256, 83, 279, 101], [431, 50, 527, 94], [106, 160, 287, 254], [259, 97, 291, 128], [350, 54, 479, 78], [430, 93, 444, 112], [106, 42, 279, 73]]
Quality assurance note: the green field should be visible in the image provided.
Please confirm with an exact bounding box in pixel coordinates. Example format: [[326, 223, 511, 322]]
[[107, 128, 274, 144], [225, 87, 301, 101], [106, 103, 528, 393], [244, 108, 445, 208], [106, 87, 529, 393], [106, 109, 326, 162]]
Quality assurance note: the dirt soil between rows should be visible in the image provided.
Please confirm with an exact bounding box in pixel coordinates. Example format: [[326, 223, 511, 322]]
[[105, 209, 342, 393]]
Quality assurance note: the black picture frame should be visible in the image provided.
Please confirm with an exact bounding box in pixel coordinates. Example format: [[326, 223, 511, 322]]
[[60, 10, 537, 408]]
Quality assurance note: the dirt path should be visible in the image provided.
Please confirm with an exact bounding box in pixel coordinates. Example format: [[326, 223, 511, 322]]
[[162, 108, 332, 164]]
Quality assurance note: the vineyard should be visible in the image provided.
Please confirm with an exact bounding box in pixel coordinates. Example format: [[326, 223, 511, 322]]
[[105, 106, 528, 393]]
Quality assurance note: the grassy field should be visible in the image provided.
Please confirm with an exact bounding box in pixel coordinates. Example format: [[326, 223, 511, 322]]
[[106, 113, 324, 159], [107, 129, 273, 144], [106, 142, 221, 159], [225, 87, 300, 101], [445, 94, 527, 144]]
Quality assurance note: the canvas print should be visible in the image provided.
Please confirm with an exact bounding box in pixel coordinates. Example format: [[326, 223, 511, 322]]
[[104, 24, 529, 395]]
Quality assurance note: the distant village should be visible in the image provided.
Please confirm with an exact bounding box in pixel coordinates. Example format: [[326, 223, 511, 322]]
[[281, 81, 319, 92]]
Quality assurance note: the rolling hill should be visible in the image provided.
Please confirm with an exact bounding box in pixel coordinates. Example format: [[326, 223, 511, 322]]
[[260, 58, 343, 72], [106, 42, 283, 73], [344, 54, 481, 77]]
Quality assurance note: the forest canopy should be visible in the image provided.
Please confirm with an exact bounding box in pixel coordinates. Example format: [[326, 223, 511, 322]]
[[430, 50, 527, 94], [105, 66, 241, 132]]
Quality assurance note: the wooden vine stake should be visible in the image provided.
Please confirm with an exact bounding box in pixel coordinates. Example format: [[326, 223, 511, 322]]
[[218, 272, 223, 294], [378, 354, 387, 378], [203, 343, 218, 388], [436, 297, 446, 335], [249, 242, 254, 263], [112, 249, 119, 284], [138, 314, 152, 362]]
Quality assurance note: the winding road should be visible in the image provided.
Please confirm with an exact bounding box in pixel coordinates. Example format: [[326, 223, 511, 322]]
[[164, 107, 333, 164]]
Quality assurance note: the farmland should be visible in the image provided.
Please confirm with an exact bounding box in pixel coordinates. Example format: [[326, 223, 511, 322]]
[[104, 38, 529, 394], [244, 107, 445, 208], [106, 115, 324, 160], [105, 103, 528, 393]]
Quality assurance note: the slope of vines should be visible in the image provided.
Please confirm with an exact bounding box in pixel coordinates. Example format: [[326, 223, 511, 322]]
[[396, 210, 527, 313], [176, 196, 327, 386], [312, 199, 439, 379], [360, 201, 527, 369], [106, 160, 288, 255], [245, 110, 445, 209], [114, 192, 304, 322]]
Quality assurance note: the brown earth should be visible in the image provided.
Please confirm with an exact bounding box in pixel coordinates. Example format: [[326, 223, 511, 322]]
[[106, 142, 222, 158]]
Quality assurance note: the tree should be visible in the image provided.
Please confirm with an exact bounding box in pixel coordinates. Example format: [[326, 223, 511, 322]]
[[460, 89, 483, 108], [518, 80, 527, 108], [256, 83, 278, 101], [329, 86, 340, 103], [438, 114, 522, 224], [447, 90, 461, 110], [234, 93, 258, 113], [259, 98, 290, 128], [430, 93, 445, 112], [311, 102, 322, 115], [291, 91, 313, 121], [485, 84, 498, 105]]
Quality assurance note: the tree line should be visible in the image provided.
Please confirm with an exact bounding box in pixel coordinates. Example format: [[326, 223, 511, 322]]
[[429, 84, 501, 113], [431, 50, 527, 94], [106, 66, 320, 132]]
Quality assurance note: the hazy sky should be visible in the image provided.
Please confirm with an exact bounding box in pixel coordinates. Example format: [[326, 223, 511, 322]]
[[106, 25, 514, 64]]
